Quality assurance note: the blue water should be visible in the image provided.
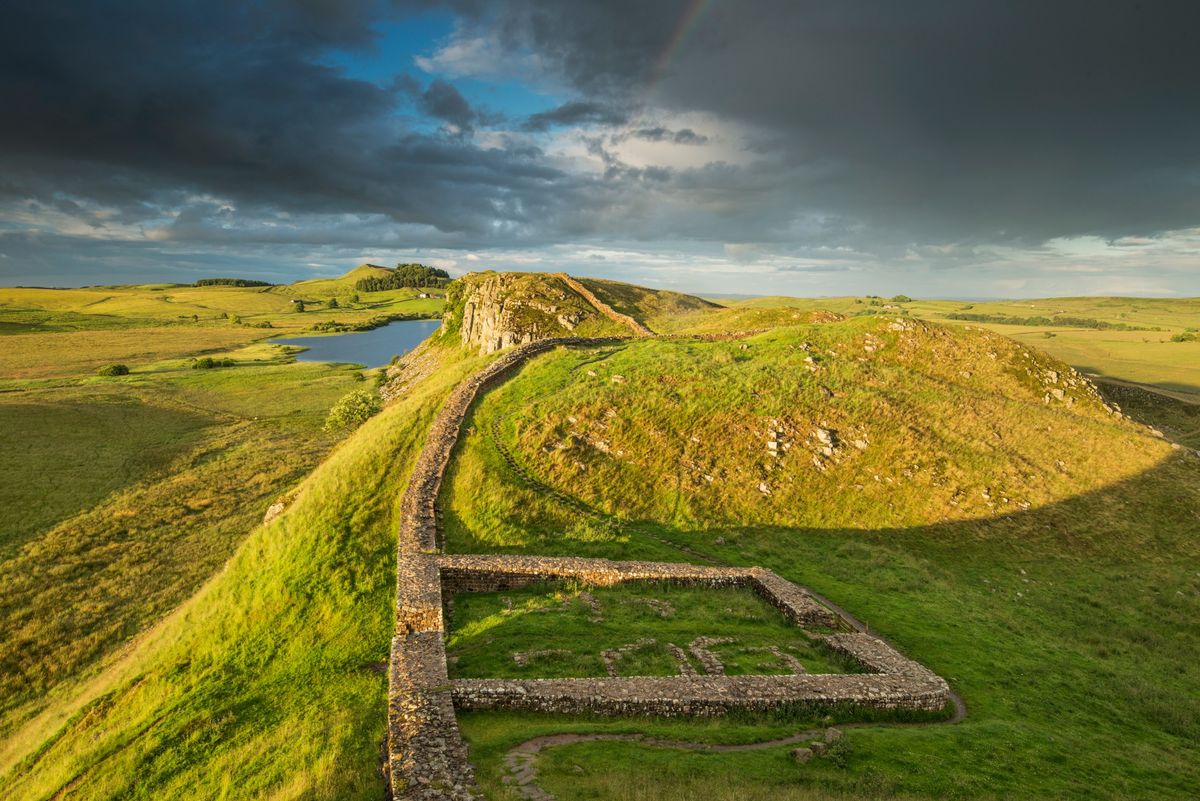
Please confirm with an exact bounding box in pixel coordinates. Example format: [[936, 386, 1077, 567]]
[[273, 319, 440, 368]]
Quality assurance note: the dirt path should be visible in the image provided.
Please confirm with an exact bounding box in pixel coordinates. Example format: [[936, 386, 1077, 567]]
[[501, 698, 969, 801]]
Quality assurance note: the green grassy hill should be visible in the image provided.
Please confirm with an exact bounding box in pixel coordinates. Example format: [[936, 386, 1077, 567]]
[[706, 294, 1200, 398], [2, 273, 1198, 800], [0, 265, 444, 339]]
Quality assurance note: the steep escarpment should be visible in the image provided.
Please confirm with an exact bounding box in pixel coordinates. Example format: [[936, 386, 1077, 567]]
[[438, 273, 622, 354], [438, 272, 717, 354]]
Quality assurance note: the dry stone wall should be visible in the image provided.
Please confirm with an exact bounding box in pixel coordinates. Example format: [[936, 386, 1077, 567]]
[[387, 332, 952, 800], [452, 671, 948, 717], [437, 555, 838, 628]]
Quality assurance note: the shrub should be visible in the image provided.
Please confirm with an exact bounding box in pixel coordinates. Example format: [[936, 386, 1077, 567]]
[[328, 298, 339, 309], [324, 390, 381, 432], [824, 736, 854, 768], [191, 357, 236, 369], [97, 364, 130, 376], [890, 294, 913, 303], [1171, 330, 1199, 342]]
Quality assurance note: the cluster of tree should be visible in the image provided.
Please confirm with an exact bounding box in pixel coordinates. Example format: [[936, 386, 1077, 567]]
[[355, 263, 450, 292], [96, 364, 129, 376], [1171, 329, 1199, 342], [945, 312, 1154, 331], [194, 278, 274, 287]]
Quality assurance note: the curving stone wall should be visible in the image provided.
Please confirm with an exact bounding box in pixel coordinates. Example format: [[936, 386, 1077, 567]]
[[390, 337, 626, 799], [553, 272, 654, 337], [387, 334, 952, 801]]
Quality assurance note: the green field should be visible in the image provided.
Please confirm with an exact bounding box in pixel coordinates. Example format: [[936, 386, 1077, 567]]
[[1, 273, 1198, 800], [447, 583, 851, 680]]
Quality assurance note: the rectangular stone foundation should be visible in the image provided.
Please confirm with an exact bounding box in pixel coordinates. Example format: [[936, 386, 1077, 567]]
[[451, 671, 949, 717], [438, 555, 838, 628]]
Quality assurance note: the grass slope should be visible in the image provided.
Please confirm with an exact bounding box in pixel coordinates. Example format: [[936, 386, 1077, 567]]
[[0, 344, 488, 800], [0, 351, 365, 743], [572, 276, 720, 332], [439, 325, 1199, 800]]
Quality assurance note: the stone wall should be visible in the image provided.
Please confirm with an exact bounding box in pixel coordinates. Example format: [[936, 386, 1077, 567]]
[[452, 671, 948, 717], [389, 337, 626, 800], [437, 555, 837, 628], [553, 272, 654, 337], [397, 337, 627, 555]]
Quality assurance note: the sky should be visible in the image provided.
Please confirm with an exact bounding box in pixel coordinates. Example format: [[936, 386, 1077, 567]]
[[1, 0, 1199, 297]]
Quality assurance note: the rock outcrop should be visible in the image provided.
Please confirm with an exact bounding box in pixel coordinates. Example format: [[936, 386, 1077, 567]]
[[453, 273, 610, 354]]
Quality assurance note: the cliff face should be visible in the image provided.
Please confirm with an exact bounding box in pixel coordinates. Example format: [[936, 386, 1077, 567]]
[[450, 273, 612, 354]]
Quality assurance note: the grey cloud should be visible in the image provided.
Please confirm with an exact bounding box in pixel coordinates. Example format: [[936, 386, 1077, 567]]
[[473, 0, 1200, 245], [5, 0, 1200, 294], [522, 101, 629, 131], [628, 127, 709, 145], [420, 79, 477, 132]]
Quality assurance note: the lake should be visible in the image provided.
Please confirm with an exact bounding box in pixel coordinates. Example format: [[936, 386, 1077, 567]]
[[272, 319, 441, 368]]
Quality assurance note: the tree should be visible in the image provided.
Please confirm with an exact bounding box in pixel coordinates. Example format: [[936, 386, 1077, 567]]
[[324, 390, 381, 432], [328, 297, 339, 309], [294, 300, 305, 312]]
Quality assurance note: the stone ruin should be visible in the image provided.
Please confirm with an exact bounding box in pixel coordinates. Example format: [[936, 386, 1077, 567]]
[[387, 336, 952, 800]]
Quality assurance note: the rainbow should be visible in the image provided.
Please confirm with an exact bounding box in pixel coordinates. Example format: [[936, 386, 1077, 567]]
[[640, 0, 715, 110]]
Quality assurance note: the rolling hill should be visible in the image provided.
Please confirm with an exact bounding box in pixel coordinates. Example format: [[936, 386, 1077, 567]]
[[1, 272, 1197, 800]]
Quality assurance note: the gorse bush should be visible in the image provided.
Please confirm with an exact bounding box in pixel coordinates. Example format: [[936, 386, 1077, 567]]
[[96, 363, 130, 376], [193, 278, 273, 287], [191, 357, 236, 369], [323, 389, 382, 432]]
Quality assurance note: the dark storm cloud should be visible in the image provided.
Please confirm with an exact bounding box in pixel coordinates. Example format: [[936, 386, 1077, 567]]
[[522, 101, 630, 132], [4, 0, 1200, 289], [0, 0, 602, 249], [472, 0, 1200, 244]]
